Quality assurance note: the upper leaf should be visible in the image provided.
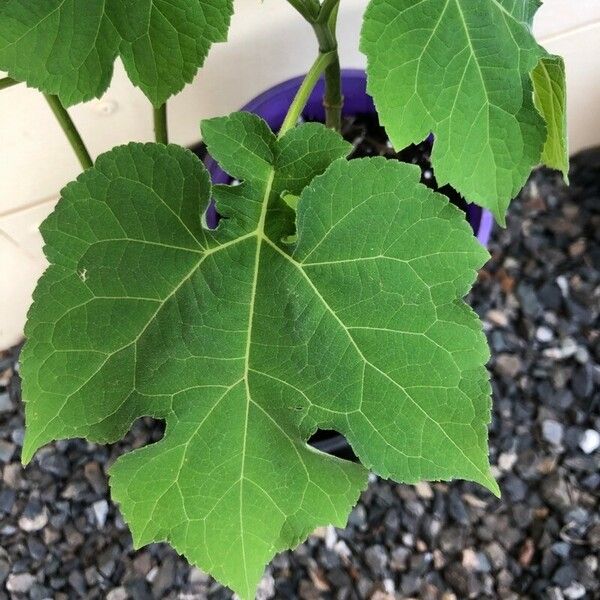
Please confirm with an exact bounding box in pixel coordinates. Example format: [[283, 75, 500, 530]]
[[360, 0, 566, 224], [532, 55, 569, 182], [0, 0, 234, 106], [22, 113, 496, 599]]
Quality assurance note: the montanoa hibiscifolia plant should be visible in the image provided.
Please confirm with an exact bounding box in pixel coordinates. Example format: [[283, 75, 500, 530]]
[[0, 0, 569, 597]]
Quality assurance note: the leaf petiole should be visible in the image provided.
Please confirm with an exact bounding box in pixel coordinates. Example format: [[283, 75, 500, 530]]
[[154, 103, 169, 145], [0, 76, 21, 91], [278, 50, 336, 138], [317, 0, 340, 25], [44, 95, 93, 171]]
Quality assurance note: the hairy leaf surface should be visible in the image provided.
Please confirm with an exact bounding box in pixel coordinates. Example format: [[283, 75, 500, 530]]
[[0, 0, 233, 106], [22, 113, 497, 599], [532, 55, 569, 181], [360, 0, 567, 224]]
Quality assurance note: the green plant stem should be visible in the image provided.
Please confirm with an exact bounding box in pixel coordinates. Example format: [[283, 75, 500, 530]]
[[321, 53, 342, 132], [278, 51, 336, 139], [313, 2, 342, 132], [0, 76, 21, 91], [285, 0, 342, 132], [44, 95, 93, 171], [154, 104, 169, 144], [317, 0, 339, 26]]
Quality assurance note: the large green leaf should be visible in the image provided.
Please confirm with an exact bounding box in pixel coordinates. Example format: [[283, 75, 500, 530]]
[[22, 113, 497, 599], [532, 55, 569, 182], [0, 0, 233, 106], [360, 0, 566, 224]]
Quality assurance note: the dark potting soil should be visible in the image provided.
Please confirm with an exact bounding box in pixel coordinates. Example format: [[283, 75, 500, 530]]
[[340, 113, 468, 213], [1, 143, 599, 598]]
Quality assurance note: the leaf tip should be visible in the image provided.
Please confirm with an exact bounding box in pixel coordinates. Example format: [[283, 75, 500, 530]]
[[492, 208, 507, 228], [20, 435, 39, 467], [486, 475, 502, 499]]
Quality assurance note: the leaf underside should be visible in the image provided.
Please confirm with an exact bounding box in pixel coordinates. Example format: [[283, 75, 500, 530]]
[[532, 55, 569, 182], [360, 0, 568, 224], [0, 0, 234, 106], [22, 113, 497, 599]]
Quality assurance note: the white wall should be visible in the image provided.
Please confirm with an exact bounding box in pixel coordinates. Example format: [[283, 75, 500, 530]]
[[1, 0, 600, 349]]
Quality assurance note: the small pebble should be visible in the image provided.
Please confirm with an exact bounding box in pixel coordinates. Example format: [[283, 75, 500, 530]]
[[546, 588, 565, 600], [364, 545, 388, 575], [106, 587, 129, 600], [84, 462, 107, 495], [18, 504, 48, 532], [256, 572, 275, 600], [553, 564, 576, 587], [487, 309, 508, 327], [0, 440, 15, 462], [544, 339, 578, 361], [0, 391, 13, 413], [578, 429, 600, 454], [6, 573, 36, 593], [495, 354, 522, 378], [390, 547, 410, 571], [563, 582, 587, 600], [92, 500, 109, 528], [574, 346, 589, 364], [462, 549, 491, 573], [0, 488, 15, 514], [415, 481, 434, 499], [498, 452, 518, 472], [542, 420, 564, 446], [536, 326, 554, 343]]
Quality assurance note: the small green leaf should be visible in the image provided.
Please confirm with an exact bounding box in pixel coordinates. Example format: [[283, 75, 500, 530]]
[[0, 0, 234, 106], [532, 55, 569, 182], [22, 114, 496, 600], [360, 0, 561, 224], [282, 193, 299, 211]]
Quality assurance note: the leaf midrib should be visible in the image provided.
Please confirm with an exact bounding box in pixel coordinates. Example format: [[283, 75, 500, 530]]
[[238, 167, 275, 594]]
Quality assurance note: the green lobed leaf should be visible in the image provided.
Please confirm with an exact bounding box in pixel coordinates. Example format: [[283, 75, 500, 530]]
[[0, 0, 234, 106], [22, 113, 497, 599], [360, 0, 567, 224], [532, 55, 569, 182]]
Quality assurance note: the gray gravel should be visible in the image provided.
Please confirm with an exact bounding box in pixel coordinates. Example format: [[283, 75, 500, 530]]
[[1, 149, 599, 599]]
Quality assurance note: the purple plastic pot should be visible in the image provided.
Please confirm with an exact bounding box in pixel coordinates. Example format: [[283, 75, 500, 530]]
[[204, 69, 494, 246]]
